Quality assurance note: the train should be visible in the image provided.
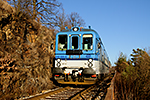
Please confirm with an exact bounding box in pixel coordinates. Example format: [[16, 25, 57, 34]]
[[52, 26, 111, 85]]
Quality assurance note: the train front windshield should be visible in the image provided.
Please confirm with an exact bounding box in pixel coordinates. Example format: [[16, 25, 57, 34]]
[[58, 35, 67, 50], [57, 34, 93, 51], [83, 34, 93, 50]]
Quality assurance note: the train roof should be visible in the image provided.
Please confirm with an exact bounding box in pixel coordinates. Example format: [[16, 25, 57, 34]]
[[60, 26, 99, 35]]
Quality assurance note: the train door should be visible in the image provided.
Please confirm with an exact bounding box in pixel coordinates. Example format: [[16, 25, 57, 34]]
[[71, 35, 79, 50], [68, 34, 81, 59]]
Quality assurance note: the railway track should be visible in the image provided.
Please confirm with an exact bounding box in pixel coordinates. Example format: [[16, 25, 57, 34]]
[[23, 86, 85, 100], [72, 76, 112, 100], [23, 76, 112, 100]]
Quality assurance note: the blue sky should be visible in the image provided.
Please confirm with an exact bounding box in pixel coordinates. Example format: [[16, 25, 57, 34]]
[[58, 0, 150, 66]]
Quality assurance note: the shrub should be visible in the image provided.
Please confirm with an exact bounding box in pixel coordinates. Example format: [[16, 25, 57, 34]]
[[115, 48, 150, 100]]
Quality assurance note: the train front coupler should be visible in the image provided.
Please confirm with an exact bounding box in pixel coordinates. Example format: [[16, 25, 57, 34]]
[[71, 70, 78, 82], [64, 73, 69, 82]]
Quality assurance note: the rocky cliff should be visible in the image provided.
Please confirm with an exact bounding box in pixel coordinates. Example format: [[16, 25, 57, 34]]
[[0, 0, 56, 99]]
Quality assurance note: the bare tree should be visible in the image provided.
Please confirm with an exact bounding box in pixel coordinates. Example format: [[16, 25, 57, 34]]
[[67, 12, 85, 27], [7, 0, 85, 30], [55, 11, 86, 31], [54, 8, 68, 31], [7, 0, 62, 27]]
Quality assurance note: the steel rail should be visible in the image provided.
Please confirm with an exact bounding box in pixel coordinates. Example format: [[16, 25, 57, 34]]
[[23, 86, 70, 100]]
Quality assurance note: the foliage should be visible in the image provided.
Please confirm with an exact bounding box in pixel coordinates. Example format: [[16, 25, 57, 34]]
[[6, 0, 86, 31], [7, 0, 62, 27], [115, 48, 150, 100], [0, 1, 56, 99], [0, 0, 86, 99], [115, 52, 128, 73]]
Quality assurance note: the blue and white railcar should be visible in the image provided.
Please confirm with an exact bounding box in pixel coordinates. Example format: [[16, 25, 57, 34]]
[[53, 26, 110, 84]]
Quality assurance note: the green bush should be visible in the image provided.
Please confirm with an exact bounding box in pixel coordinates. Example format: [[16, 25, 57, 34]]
[[115, 48, 150, 100]]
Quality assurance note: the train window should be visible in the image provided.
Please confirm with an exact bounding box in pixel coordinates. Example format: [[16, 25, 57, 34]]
[[96, 39, 99, 53], [83, 34, 93, 50], [72, 36, 78, 49], [58, 35, 67, 50]]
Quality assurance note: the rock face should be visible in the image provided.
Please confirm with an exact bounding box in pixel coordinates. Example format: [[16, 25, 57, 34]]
[[0, 0, 56, 99]]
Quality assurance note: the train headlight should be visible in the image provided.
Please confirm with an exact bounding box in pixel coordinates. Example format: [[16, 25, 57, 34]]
[[57, 58, 61, 63], [57, 63, 61, 67], [56, 58, 61, 67], [88, 58, 93, 68], [88, 58, 93, 63], [88, 63, 93, 68], [72, 27, 79, 32]]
